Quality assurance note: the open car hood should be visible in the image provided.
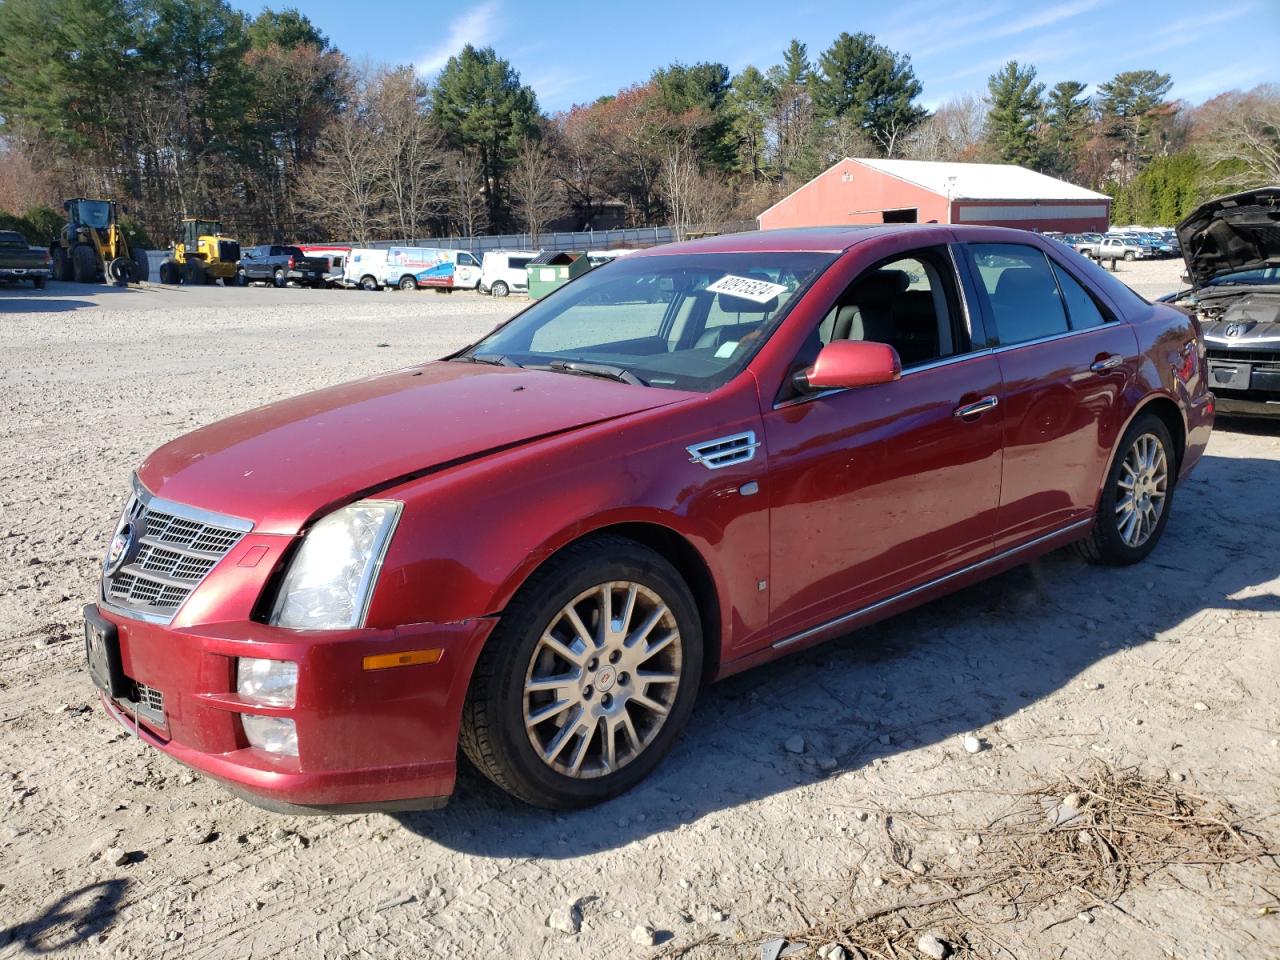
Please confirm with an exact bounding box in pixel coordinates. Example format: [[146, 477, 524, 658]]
[[1177, 187, 1280, 287]]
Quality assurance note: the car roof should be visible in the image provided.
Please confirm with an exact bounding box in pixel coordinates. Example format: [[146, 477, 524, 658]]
[[634, 224, 1050, 257]]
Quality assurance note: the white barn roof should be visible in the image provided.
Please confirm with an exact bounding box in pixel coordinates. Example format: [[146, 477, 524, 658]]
[[853, 158, 1110, 202]]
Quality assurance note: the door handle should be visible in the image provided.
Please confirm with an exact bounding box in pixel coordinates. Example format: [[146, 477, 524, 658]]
[[1090, 354, 1124, 372], [953, 395, 999, 418]]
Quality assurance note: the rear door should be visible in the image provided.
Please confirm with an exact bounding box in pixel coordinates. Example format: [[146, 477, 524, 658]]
[[961, 239, 1138, 549]]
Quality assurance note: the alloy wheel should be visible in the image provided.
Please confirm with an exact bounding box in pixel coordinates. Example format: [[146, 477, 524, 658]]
[[523, 581, 682, 779], [1114, 432, 1168, 548]]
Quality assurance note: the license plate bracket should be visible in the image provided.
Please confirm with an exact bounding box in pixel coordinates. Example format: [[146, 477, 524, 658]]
[[1208, 360, 1251, 390], [83, 604, 131, 699]]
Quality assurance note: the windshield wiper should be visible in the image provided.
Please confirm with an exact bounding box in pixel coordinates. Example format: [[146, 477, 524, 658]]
[[547, 359, 645, 386], [457, 352, 521, 367]]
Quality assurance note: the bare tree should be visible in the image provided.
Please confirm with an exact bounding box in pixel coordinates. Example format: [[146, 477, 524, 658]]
[[296, 108, 384, 244], [446, 151, 488, 238], [372, 68, 448, 242], [659, 136, 700, 241], [1197, 84, 1280, 189], [509, 138, 564, 247], [903, 94, 989, 161]]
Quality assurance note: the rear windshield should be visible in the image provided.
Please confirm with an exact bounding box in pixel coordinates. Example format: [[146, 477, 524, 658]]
[[464, 251, 835, 392], [0, 231, 27, 246]]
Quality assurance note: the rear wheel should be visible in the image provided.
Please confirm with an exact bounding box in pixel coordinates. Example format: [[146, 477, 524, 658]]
[[131, 248, 150, 282], [273, 267, 286, 288], [1124, 250, 1135, 261], [159, 261, 180, 285], [359, 275, 378, 291], [72, 244, 97, 283], [1075, 413, 1175, 566], [33, 276, 46, 289], [398, 275, 416, 291], [491, 280, 509, 298], [461, 536, 703, 809], [235, 268, 248, 286]]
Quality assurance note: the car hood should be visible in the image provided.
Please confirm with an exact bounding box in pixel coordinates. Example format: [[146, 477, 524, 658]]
[[1177, 187, 1280, 287], [138, 361, 694, 534]]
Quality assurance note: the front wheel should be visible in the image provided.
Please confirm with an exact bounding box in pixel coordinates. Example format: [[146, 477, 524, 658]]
[[235, 268, 248, 286], [273, 268, 286, 288], [1124, 250, 1135, 261], [491, 280, 509, 298], [398, 275, 416, 291], [461, 536, 703, 809], [359, 275, 378, 291], [1075, 413, 1176, 566]]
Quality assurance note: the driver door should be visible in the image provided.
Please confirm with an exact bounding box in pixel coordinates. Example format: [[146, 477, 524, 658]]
[[758, 245, 1005, 647]]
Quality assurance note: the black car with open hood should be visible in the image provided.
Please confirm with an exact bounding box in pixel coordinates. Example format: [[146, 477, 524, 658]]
[[1167, 188, 1280, 417]]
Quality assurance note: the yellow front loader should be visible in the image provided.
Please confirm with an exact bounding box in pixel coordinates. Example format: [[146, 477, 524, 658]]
[[50, 198, 150, 284], [158, 218, 241, 285]]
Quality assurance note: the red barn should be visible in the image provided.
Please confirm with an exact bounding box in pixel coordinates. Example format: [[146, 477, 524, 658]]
[[758, 158, 1110, 234]]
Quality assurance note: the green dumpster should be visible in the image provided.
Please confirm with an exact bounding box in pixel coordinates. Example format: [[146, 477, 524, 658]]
[[526, 251, 590, 300]]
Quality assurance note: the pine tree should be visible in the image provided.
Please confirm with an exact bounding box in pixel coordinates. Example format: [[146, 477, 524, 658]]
[[1096, 69, 1173, 174], [810, 32, 925, 156], [780, 39, 810, 87], [728, 65, 776, 180], [985, 61, 1044, 167], [1043, 80, 1090, 177], [433, 45, 540, 229]]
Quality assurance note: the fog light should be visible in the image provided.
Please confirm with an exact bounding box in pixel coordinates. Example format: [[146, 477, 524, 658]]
[[237, 658, 298, 707], [241, 715, 298, 756]]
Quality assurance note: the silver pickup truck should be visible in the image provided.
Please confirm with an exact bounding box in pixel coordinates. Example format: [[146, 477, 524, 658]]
[[0, 230, 51, 288], [1074, 235, 1146, 262]]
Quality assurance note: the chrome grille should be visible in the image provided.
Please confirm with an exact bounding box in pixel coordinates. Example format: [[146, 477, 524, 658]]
[[102, 480, 253, 623]]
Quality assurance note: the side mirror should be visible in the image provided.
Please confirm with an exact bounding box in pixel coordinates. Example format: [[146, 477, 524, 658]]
[[798, 340, 902, 391]]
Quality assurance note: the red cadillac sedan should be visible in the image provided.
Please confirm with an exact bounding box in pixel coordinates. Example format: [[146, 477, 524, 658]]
[[85, 225, 1214, 812]]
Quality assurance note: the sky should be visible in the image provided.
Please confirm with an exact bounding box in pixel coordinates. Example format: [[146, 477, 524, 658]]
[[232, 0, 1278, 112]]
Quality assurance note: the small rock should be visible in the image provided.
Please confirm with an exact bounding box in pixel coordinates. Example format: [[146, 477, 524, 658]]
[[963, 734, 983, 754], [1193, 701, 1208, 712], [818, 945, 848, 960], [1077, 910, 1094, 924], [631, 925, 657, 947], [104, 846, 129, 867], [817, 756, 837, 772], [917, 932, 950, 959], [872, 877, 885, 887], [427, 886, 445, 899], [878, 733, 891, 745], [546, 902, 582, 935], [1062, 792, 1082, 811], [187, 823, 215, 845], [678, 879, 690, 889], [711, 909, 727, 922], [167, 931, 181, 941], [855, 810, 869, 822], [908, 860, 928, 875], [270, 827, 292, 842], [760, 938, 787, 960], [784, 735, 805, 755]]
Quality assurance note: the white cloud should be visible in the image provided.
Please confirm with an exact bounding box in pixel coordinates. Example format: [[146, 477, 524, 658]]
[[915, 0, 1105, 59], [415, 2, 502, 76]]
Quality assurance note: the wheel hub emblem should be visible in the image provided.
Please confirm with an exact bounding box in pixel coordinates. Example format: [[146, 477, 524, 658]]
[[595, 667, 616, 692]]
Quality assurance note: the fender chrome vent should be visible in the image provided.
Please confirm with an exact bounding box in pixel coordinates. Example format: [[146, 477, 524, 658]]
[[686, 431, 759, 470]]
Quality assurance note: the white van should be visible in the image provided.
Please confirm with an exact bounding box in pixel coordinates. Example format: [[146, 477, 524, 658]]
[[382, 248, 482, 292], [480, 250, 537, 297], [342, 248, 390, 290]]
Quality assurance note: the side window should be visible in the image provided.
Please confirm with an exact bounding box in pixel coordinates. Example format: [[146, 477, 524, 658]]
[[1050, 261, 1109, 329], [509, 257, 532, 271], [969, 243, 1068, 345], [457, 252, 477, 267], [813, 248, 961, 368]]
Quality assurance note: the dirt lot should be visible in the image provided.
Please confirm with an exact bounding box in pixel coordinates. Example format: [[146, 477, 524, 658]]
[[2, 261, 1277, 960]]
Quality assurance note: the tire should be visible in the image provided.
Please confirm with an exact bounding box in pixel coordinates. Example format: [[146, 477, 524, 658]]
[[360, 275, 378, 291], [273, 267, 286, 288], [159, 261, 180, 285], [72, 244, 98, 283], [491, 280, 509, 298], [1075, 412, 1176, 566], [1124, 250, 1135, 261], [131, 248, 150, 282], [33, 277, 46, 289], [398, 275, 416, 291], [235, 268, 248, 287], [460, 535, 703, 810], [51, 247, 71, 282]]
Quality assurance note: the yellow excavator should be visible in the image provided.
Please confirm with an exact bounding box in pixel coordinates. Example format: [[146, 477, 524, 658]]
[[50, 198, 150, 284], [158, 218, 241, 285]]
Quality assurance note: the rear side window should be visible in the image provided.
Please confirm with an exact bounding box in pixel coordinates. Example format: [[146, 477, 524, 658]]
[[509, 257, 532, 271], [1050, 261, 1109, 329], [969, 243, 1068, 345]]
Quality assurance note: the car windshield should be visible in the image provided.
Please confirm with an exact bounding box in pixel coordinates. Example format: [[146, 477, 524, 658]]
[[1208, 266, 1280, 286], [462, 251, 835, 392]]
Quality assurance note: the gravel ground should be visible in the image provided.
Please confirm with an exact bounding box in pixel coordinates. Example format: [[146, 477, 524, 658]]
[[2, 262, 1277, 960]]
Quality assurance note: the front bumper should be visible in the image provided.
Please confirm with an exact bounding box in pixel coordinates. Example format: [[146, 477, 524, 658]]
[[0, 267, 50, 278], [90, 603, 497, 812]]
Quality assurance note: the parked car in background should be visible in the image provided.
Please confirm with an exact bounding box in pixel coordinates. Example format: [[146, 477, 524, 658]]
[[340, 248, 389, 290], [384, 247, 482, 291], [0, 230, 51, 288], [1079, 236, 1145, 262], [480, 250, 536, 297], [236, 245, 329, 288], [84, 224, 1212, 814], [1163, 187, 1280, 418], [298, 245, 352, 287]]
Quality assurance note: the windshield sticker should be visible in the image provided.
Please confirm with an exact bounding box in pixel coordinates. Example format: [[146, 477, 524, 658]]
[[714, 340, 739, 358], [706, 274, 788, 303]]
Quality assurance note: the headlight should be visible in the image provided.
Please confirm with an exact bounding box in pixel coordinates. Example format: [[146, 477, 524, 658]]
[[237, 658, 298, 707], [241, 715, 298, 756], [270, 500, 401, 630]]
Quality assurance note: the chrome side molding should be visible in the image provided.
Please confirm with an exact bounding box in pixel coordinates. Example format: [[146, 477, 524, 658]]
[[687, 431, 759, 470]]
